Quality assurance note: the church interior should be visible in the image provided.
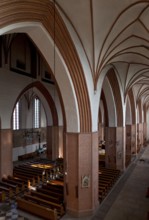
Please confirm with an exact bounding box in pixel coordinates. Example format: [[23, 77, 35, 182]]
[[0, 0, 149, 219]]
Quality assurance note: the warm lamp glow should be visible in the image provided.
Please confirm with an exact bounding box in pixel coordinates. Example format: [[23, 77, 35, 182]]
[[29, 186, 36, 191]]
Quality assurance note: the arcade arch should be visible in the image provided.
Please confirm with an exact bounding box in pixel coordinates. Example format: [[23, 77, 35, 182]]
[[98, 68, 124, 170], [11, 80, 64, 161]]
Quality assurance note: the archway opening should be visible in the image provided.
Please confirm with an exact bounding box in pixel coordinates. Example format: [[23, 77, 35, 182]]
[[98, 68, 123, 203]]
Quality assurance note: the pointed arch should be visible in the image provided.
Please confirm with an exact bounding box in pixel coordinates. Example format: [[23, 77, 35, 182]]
[[102, 76, 117, 127], [143, 104, 147, 123], [125, 95, 132, 125], [137, 100, 142, 123], [100, 90, 108, 127], [127, 88, 136, 124], [107, 68, 123, 127]]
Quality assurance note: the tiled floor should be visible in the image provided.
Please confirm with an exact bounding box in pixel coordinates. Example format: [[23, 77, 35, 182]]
[[0, 201, 28, 220], [1, 146, 149, 220]]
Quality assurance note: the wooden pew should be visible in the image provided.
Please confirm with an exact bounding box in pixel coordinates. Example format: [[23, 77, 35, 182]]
[[99, 189, 106, 201], [2, 177, 25, 191], [99, 181, 109, 190], [98, 167, 121, 202], [23, 193, 65, 217], [13, 172, 36, 186], [0, 186, 13, 198], [30, 190, 61, 204], [8, 175, 28, 187], [46, 182, 64, 193], [99, 175, 115, 185], [13, 168, 41, 184], [0, 190, 6, 201], [100, 167, 120, 177], [13, 168, 39, 179], [14, 160, 60, 181], [42, 185, 64, 201], [0, 181, 19, 194], [17, 197, 57, 220], [17, 164, 46, 173], [17, 165, 51, 181], [14, 166, 43, 176], [37, 187, 63, 203]]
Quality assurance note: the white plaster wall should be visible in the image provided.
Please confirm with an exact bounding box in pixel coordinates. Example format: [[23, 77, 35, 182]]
[[103, 77, 117, 127], [137, 105, 139, 124], [34, 88, 53, 126], [41, 104, 47, 127], [42, 85, 63, 126], [125, 96, 132, 125], [99, 100, 104, 124], [0, 68, 32, 128]]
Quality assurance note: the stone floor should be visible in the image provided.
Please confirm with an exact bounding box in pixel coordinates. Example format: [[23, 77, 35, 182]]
[[1, 146, 149, 220]]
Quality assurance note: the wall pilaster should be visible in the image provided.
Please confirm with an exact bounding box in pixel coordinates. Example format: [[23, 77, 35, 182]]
[[64, 132, 99, 217], [105, 127, 125, 171], [46, 126, 63, 160], [131, 124, 137, 155], [137, 123, 143, 152], [143, 122, 147, 146], [0, 129, 13, 178], [126, 125, 132, 167]]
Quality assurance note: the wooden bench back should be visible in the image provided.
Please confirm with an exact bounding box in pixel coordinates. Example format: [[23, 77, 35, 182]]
[[17, 198, 57, 220]]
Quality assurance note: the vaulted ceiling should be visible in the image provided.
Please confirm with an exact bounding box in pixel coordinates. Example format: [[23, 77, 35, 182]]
[[56, 0, 149, 107]]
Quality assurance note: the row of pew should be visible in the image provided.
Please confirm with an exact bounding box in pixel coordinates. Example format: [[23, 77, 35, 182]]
[[0, 175, 25, 201], [12, 159, 65, 219], [13, 159, 63, 184], [0, 171, 40, 202], [0, 157, 122, 219], [0, 158, 64, 219], [99, 167, 121, 202], [17, 181, 64, 220]]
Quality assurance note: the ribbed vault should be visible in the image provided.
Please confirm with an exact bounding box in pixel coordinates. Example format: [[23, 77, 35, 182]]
[[55, 0, 149, 108]]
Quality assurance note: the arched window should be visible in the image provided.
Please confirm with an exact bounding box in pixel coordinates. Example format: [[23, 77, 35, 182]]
[[13, 101, 20, 130], [34, 97, 40, 128]]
